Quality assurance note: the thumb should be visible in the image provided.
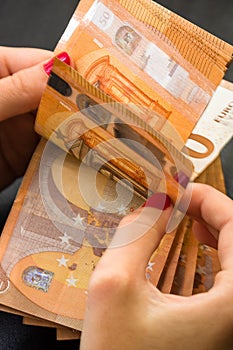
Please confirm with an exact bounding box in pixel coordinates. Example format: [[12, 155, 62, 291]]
[[96, 193, 172, 279], [0, 51, 70, 121], [0, 61, 49, 121]]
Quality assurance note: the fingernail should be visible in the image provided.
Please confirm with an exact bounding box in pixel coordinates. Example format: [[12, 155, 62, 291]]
[[142, 193, 171, 210], [173, 171, 189, 188], [43, 52, 71, 75], [166, 208, 185, 233]]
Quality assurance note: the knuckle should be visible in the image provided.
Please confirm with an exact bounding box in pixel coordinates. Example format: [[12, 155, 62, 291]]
[[11, 71, 37, 110], [88, 269, 134, 301], [12, 71, 30, 95]]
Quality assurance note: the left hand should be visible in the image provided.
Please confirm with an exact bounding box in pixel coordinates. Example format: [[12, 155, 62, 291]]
[[0, 46, 52, 190]]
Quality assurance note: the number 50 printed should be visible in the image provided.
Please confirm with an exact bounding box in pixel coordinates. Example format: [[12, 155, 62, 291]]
[[90, 2, 114, 30]]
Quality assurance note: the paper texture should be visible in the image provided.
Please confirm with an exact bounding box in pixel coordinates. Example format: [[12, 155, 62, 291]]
[[0, 0, 232, 335], [186, 84, 233, 178]]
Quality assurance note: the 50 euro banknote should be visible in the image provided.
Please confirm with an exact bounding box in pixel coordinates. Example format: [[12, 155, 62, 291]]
[[36, 58, 193, 205], [0, 0, 231, 333], [185, 81, 233, 179], [54, 0, 233, 146]]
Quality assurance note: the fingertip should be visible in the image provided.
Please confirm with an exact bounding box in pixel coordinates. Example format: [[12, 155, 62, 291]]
[[43, 51, 72, 76], [192, 221, 218, 249], [118, 192, 172, 229], [142, 192, 172, 210]]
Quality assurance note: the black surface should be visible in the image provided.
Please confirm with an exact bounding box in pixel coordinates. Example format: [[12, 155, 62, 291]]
[[0, 0, 79, 50], [0, 1, 232, 349]]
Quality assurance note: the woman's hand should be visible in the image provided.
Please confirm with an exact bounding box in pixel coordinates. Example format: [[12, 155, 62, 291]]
[[81, 184, 233, 350], [0, 46, 52, 190]]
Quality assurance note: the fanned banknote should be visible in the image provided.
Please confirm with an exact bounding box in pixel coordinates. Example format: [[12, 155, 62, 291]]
[[56, 0, 233, 144], [0, 0, 232, 335], [35, 58, 193, 204], [185, 81, 233, 179]]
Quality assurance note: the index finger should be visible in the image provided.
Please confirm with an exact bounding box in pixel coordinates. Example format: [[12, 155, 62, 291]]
[[187, 183, 233, 271], [187, 184, 233, 232], [0, 46, 52, 77]]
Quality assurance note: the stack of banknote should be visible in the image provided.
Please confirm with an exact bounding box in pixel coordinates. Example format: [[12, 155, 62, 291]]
[[0, 0, 232, 341]]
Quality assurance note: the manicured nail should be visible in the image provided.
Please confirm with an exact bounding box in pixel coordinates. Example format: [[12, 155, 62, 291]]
[[142, 193, 171, 210], [173, 171, 189, 188], [43, 52, 71, 75]]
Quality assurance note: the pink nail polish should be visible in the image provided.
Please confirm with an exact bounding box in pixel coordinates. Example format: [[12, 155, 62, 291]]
[[142, 193, 171, 210], [43, 52, 71, 75], [173, 171, 189, 188]]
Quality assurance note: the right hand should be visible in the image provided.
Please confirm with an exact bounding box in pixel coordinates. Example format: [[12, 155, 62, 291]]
[[81, 184, 233, 350]]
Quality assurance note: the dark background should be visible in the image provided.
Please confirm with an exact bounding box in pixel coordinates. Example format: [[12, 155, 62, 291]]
[[1, 0, 233, 81], [0, 1, 232, 349]]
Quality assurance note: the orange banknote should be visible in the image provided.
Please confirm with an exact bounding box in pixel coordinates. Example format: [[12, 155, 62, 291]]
[[55, 0, 233, 143], [0, 139, 143, 330], [35, 59, 193, 204], [0, 0, 231, 333]]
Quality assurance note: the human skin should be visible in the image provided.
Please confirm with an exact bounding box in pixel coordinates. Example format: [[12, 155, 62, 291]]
[[0, 47, 52, 190], [80, 184, 233, 350], [1, 47, 232, 350]]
